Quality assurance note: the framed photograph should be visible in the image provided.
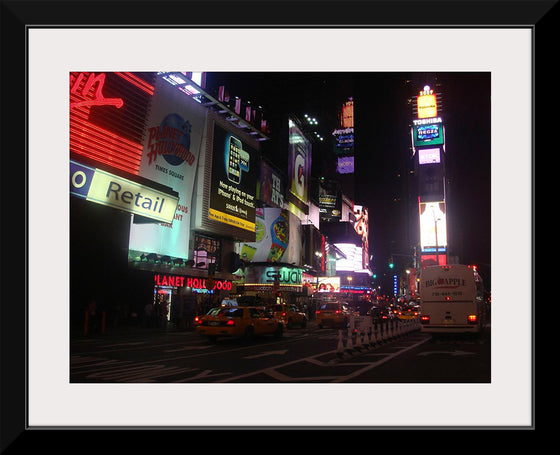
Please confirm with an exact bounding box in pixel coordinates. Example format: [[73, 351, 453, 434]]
[[2, 0, 546, 446]]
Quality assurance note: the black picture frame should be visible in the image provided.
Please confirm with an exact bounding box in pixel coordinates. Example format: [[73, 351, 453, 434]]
[[2, 0, 548, 448]]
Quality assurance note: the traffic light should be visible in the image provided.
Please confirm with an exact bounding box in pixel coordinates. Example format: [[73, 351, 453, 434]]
[[388, 257, 394, 269]]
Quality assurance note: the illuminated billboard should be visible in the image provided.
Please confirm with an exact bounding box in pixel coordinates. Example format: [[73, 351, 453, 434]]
[[236, 207, 302, 265], [417, 93, 437, 119], [288, 118, 311, 214], [335, 243, 366, 272], [418, 147, 441, 165], [413, 122, 444, 147], [70, 159, 179, 223], [128, 76, 206, 261], [337, 155, 354, 174], [341, 99, 354, 128], [353, 205, 369, 270], [419, 201, 447, 253], [332, 127, 355, 155], [318, 178, 342, 221], [257, 160, 284, 208], [208, 124, 257, 233], [317, 276, 341, 292]]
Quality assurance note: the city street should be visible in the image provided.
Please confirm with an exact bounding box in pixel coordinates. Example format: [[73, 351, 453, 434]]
[[70, 320, 490, 383]]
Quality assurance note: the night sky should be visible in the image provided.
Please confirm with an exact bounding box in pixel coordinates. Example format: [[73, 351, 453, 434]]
[[204, 72, 491, 289]]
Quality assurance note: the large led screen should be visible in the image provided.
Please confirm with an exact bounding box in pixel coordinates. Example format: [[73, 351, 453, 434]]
[[337, 155, 354, 174], [418, 147, 441, 165], [419, 201, 447, 252], [335, 243, 365, 272], [413, 123, 444, 147]]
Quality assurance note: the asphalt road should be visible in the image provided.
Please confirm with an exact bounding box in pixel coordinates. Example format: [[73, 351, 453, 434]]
[[70, 319, 490, 383]]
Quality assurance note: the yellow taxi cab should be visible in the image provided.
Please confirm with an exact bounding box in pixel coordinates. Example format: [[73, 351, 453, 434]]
[[397, 305, 420, 320], [195, 306, 285, 342], [270, 303, 308, 328], [315, 301, 350, 328]]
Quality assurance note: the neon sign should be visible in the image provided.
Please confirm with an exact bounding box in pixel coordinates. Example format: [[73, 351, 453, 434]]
[[70, 72, 124, 110], [154, 274, 232, 291], [70, 72, 154, 175]]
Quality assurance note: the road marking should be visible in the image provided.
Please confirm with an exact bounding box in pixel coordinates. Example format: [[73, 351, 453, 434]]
[[164, 345, 213, 353], [101, 342, 146, 347], [417, 350, 475, 357], [331, 337, 431, 382], [85, 364, 199, 382], [173, 370, 232, 382], [243, 350, 288, 359]]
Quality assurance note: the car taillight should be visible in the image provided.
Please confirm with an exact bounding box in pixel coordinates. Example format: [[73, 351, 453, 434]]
[[226, 319, 235, 326], [316, 310, 321, 315], [467, 314, 477, 323], [335, 310, 342, 314], [194, 316, 202, 324], [282, 312, 286, 317], [420, 315, 430, 324]]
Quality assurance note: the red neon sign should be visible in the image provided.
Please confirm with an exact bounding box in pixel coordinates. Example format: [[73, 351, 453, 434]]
[[70, 72, 154, 175], [154, 274, 232, 291], [70, 72, 124, 110]]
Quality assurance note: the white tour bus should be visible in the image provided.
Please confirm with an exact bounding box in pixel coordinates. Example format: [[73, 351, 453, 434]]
[[419, 264, 486, 334]]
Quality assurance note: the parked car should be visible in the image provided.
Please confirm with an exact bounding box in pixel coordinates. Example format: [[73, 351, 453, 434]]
[[315, 301, 350, 328], [195, 306, 284, 342], [270, 303, 308, 328]]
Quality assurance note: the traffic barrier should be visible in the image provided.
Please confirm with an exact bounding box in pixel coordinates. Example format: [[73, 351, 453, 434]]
[[366, 326, 374, 347], [355, 328, 363, 351], [375, 325, 382, 344], [336, 330, 345, 358], [345, 327, 354, 354], [331, 317, 423, 363]]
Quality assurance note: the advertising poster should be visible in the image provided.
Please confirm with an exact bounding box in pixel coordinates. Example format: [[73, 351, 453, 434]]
[[336, 155, 354, 174], [237, 207, 302, 264], [318, 178, 342, 221], [257, 160, 285, 208], [417, 93, 438, 119], [288, 118, 311, 207], [208, 123, 257, 233], [413, 122, 444, 147], [332, 127, 355, 155], [317, 276, 341, 292], [128, 76, 207, 260], [419, 201, 448, 252]]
